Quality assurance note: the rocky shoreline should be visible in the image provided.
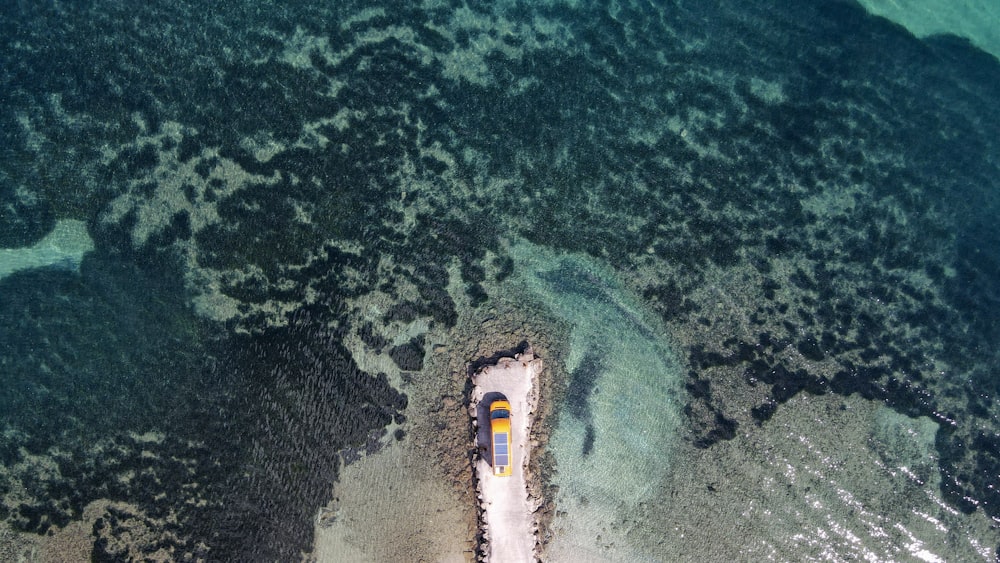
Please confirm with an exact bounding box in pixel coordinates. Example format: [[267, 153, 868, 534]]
[[308, 290, 568, 562]]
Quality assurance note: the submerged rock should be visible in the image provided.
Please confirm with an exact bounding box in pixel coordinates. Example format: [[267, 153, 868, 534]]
[[389, 335, 427, 371], [0, 181, 53, 249]]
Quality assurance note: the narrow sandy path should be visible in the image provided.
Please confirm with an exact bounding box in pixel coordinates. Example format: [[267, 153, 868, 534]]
[[469, 350, 543, 563]]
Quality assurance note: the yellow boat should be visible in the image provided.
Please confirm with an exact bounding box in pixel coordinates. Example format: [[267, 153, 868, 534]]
[[490, 399, 513, 477]]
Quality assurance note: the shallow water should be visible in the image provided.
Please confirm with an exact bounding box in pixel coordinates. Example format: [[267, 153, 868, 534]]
[[509, 241, 683, 560], [1, 0, 999, 560]]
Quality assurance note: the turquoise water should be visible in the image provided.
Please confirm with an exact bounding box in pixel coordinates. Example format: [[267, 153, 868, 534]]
[[508, 240, 683, 560], [1, 0, 999, 559], [510, 241, 682, 476]]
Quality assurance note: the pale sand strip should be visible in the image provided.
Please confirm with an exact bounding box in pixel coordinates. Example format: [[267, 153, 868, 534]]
[[0, 219, 93, 281], [469, 350, 543, 563]]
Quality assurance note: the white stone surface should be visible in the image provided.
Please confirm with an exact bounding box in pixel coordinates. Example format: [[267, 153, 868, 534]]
[[470, 350, 543, 563]]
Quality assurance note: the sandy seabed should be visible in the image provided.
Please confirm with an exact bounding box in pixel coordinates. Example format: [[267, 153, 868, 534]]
[[310, 438, 473, 563]]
